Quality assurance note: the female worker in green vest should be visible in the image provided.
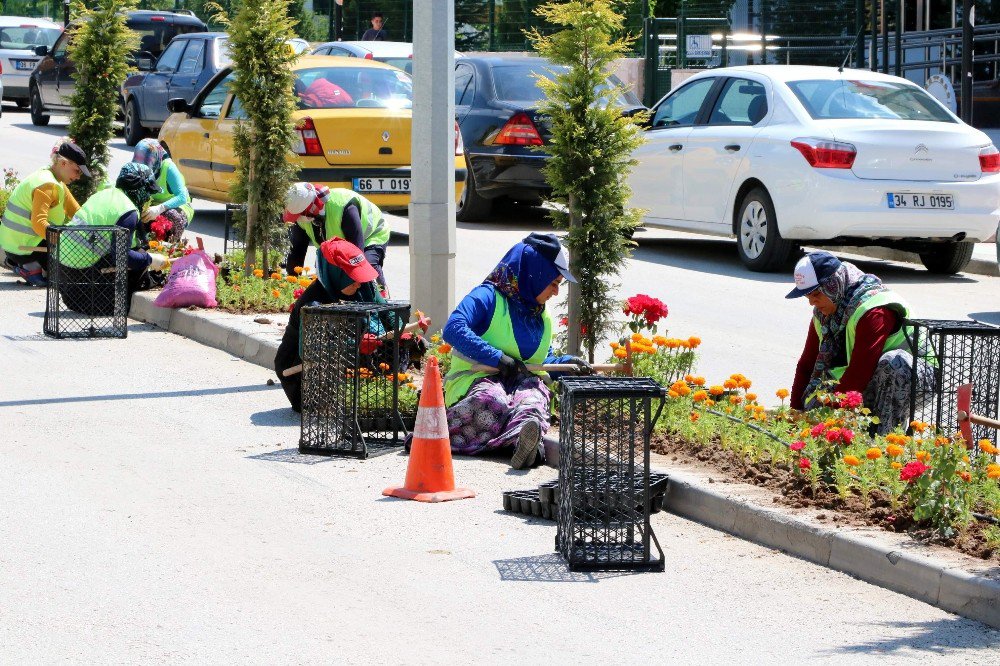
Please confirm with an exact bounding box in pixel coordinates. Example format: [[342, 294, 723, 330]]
[[0, 139, 90, 287], [59, 163, 170, 315], [788, 251, 934, 434], [441, 233, 592, 469], [283, 182, 391, 290], [132, 139, 194, 242]]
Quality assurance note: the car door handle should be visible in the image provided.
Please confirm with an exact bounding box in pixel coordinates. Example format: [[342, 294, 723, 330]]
[[668, 144, 683, 152], [725, 144, 741, 152]]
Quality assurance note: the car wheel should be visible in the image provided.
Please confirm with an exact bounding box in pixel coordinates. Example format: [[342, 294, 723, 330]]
[[124, 99, 146, 147], [30, 87, 49, 127], [456, 165, 492, 222], [735, 187, 794, 272], [918, 241, 974, 274], [16, 99, 28, 109]]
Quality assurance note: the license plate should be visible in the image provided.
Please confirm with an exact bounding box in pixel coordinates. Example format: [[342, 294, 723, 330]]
[[886, 193, 954, 210], [13, 59, 36, 71], [353, 177, 410, 193]]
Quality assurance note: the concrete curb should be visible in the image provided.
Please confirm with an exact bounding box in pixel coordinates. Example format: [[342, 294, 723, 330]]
[[129, 292, 282, 371], [129, 293, 999, 629], [662, 470, 1000, 629], [824, 245, 999, 278]]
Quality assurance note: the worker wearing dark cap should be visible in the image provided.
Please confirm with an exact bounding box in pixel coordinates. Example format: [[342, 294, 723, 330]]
[[0, 139, 90, 287], [442, 233, 592, 469]]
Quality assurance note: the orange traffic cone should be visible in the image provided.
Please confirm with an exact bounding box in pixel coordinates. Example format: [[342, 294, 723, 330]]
[[383, 356, 476, 503]]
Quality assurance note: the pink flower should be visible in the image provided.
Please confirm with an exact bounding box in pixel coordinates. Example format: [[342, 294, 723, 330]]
[[840, 428, 855, 444], [790, 440, 805, 451], [839, 391, 863, 410], [825, 427, 842, 443], [810, 423, 827, 438], [899, 460, 930, 483], [798, 457, 812, 471], [293, 288, 304, 299]]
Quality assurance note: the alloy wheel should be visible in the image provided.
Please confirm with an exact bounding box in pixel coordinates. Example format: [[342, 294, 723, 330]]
[[740, 201, 768, 260]]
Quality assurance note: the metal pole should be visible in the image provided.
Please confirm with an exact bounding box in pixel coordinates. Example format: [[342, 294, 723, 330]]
[[961, 0, 974, 123], [335, 0, 342, 40], [895, 0, 903, 76], [63, 0, 70, 25], [328, 0, 335, 41], [409, 0, 456, 333], [856, 0, 865, 67], [871, 0, 879, 71], [881, 0, 890, 72], [488, 0, 495, 51]]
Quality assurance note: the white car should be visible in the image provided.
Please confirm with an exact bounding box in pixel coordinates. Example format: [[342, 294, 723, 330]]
[[0, 16, 61, 108], [310, 40, 462, 73], [629, 65, 1000, 274]]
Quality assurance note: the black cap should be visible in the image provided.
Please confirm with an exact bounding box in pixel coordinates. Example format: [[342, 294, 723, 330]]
[[522, 232, 576, 283], [57, 141, 91, 178]]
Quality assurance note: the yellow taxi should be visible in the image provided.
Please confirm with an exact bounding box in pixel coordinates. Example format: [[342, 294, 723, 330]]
[[157, 55, 466, 211]]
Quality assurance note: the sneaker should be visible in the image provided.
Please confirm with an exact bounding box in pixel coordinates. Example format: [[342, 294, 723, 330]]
[[14, 265, 47, 287], [511, 420, 541, 470]]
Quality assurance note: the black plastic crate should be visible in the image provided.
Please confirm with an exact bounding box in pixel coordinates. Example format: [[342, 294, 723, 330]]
[[907, 319, 1000, 450], [556, 377, 666, 572], [222, 203, 245, 255], [43, 225, 129, 339], [299, 301, 410, 458]]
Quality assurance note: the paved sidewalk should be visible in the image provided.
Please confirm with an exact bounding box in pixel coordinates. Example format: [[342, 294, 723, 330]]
[[1, 277, 998, 662]]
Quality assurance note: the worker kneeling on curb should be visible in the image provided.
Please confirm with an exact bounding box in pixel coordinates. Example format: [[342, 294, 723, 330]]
[[788, 251, 935, 434], [442, 233, 592, 470], [283, 183, 390, 293], [60, 163, 170, 315], [274, 237, 426, 412], [132, 139, 194, 243], [0, 139, 89, 287]]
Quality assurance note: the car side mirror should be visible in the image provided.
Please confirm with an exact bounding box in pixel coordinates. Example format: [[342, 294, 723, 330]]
[[166, 98, 190, 114], [137, 56, 155, 71], [34, 45, 48, 56]]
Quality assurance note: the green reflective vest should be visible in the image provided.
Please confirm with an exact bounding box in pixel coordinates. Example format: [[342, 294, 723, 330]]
[[60, 189, 137, 269], [298, 188, 390, 249], [0, 168, 66, 255], [812, 291, 912, 381], [150, 158, 194, 222], [444, 292, 552, 407]]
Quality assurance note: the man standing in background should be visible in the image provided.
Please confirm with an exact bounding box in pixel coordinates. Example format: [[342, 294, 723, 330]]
[[361, 11, 386, 41]]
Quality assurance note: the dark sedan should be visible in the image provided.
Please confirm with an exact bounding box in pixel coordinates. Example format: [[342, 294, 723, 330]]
[[122, 31, 228, 146], [455, 56, 644, 221]]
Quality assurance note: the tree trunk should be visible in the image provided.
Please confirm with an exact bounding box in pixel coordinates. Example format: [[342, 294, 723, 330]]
[[243, 152, 257, 276], [566, 191, 583, 357]]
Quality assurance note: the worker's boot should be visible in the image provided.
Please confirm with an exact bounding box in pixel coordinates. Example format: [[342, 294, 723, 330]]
[[511, 420, 541, 470]]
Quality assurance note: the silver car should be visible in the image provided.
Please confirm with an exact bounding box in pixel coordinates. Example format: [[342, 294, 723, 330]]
[[0, 16, 61, 108]]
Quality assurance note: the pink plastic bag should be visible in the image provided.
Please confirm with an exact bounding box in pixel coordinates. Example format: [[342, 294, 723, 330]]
[[153, 250, 220, 309]]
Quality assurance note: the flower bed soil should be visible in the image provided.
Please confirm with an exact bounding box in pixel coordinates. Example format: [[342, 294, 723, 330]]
[[651, 431, 999, 561]]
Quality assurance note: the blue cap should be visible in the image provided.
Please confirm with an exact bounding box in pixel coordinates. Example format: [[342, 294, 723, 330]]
[[786, 251, 841, 298]]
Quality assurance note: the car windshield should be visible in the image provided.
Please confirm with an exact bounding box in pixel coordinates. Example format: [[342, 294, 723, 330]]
[[786, 79, 956, 122], [216, 38, 310, 68], [0, 26, 60, 49], [295, 66, 413, 109], [492, 63, 637, 106], [133, 24, 203, 60]]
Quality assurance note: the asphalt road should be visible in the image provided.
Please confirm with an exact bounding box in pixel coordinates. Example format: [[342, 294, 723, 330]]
[[3, 107, 999, 403]]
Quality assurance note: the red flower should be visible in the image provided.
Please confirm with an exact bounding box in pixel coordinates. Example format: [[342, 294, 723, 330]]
[[790, 440, 805, 451], [798, 457, 811, 471], [624, 294, 668, 324], [293, 288, 304, 299], [899, 460, 930, 483], [839, 391, 864, 410], [559, 316, 569, 327], [183, 247, 194, 256], [840, 428, 855, 444], [810, 423, 827, 438], [825, 427, 842, 443], [149, 215, 173, 241]]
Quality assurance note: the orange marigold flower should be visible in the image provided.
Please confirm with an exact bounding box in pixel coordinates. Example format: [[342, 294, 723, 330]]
[[438, 343, 452, 354], [915, 450, 931, 462], [668, 390, 679, 399], [963, 455, 970, 464], [664, 339, 680, 349], [270, 272, 281, 280], [978, 440, 998, 455], [271, 288, 281, 298], [379, 363, 390, 371], [886, 444, 905, 458], [705, 399, 715, 408], [910, 420, 928, 433], [776, 388, 790, 400], [610, 342, 620, 350], [148, 240, 160, 249], [405, 382, 418, 390], [692, 390, 708, 403], [865, 448, 882, 460], [729, 395, 743, 405], [286, 275, 298, 283], [690, 412, 700, 422], [987, 463, 1000, 479], [298, 277, 310, 287], [958, 471, 971, 482], [294, 266, 304, 275], [723, 379, 737, 390], [738, 379, 752, 390], [613, 348, 627, 359], [745, 392, 758, 402], [688, 336, 701, 348], [653, 336, 668, 346], [397, 373, 410, 381], [684, 374, 696, 383], [891, 462, 902, 470], [252, 269, 264, 278], [631, 333, 643, 342], [843, 455, 861, 467], [692, 376, 706, 386], [709, 385, 725, 396]]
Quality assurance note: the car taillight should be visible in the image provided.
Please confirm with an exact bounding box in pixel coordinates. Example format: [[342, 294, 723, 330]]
[[455, 120, 464, 156], [150, 15, 165, 21], [364, 52, 373, 60], [790, 138, 856, 169], [979, 145, 1000, 173], [293, 117, 323, 156], [495, 112, 543, 146]]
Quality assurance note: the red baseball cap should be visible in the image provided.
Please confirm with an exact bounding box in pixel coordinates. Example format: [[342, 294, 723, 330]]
[[320, 238, 379, 284]]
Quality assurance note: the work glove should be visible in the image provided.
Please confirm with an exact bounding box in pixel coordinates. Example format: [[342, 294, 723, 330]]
[[565, 356, 594, 375], [142, 204, 166, 222], [416, 314, 431, 333], [148, 253, 170, 271], [360, 333, 383, 355], [497, 354, 529, 383]]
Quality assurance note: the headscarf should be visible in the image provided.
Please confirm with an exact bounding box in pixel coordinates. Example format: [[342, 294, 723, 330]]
[[805, 260, 889, 401], [116, 162, 160, 209], [132, 138, 168, 175], [484, 240, 560, 316]]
